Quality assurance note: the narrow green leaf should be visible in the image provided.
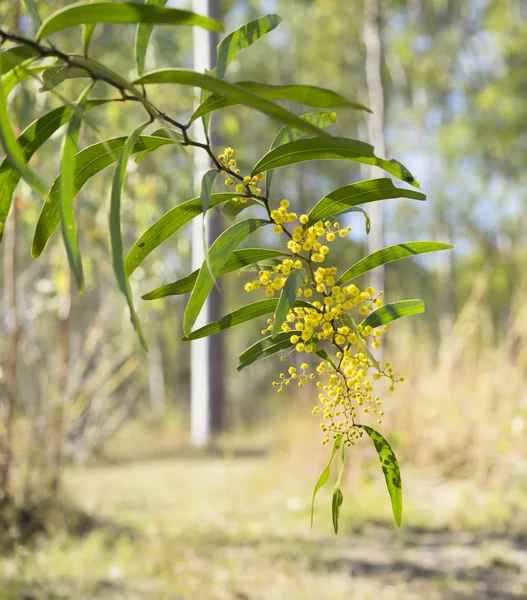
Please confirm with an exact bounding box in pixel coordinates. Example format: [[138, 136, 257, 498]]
[[222, 198, 262, 220], [338, 312, 380, 371], [185, 299, 277, 341], [184, 218, 269, 336], [135, 0, 169, 76], [0, 100, 111, 245], [214, 14, 281, 79], [82, 24, 96, 55], [332, 487, 344, 535], [0, 47, 39, 76], [23, 0, 43, 27], [134, 69, 331, 139], [185, 298, 314, 341], [141, 248, 287, 299], [361, 426, 403, 528], [110, 122, 149, 350], [125, 193, 237, 276], [237, 331, 299, 371], [314, 348, 336, 370], [336, 241, 454, 286], [272, 268, 308, 338], [200, 169, 219, 278], [265, 111, 337, 195], [32, 134, 174, 258], [307, 179, 426, 227], [36, 1, 223, 40], [360, 300, 425, 330], [0, 68, 48, 201], [59, 84, 92, 292], [311, 434, 343, 526], [252, 138, 420, 188], [192, 83, 369, 122]]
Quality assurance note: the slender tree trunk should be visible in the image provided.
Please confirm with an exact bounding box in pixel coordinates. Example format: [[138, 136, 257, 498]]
[[0, 0, 21, 508], [207, 0, 225, 437], [364, 0, 386, 295]]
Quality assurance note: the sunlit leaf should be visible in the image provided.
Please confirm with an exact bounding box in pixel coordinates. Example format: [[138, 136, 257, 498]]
[[59, 84, 92, 292], [32, 134, 174, 258], [199, 169, 219, 278], [0, 100, 112, 245], [141, 248, 288, 299], [311, 434, 343, 526], [331, 487, 344, 535], [125, 193, 238, 276], [82, 23, 96, 55], [361, 426, 403, 528], [0, 67, 48, 201], [265, 111, 337, 195], [214, 14, 281, 79], [192, 83, 369, 122], [184, 298, 314, 341], [336, 241, 454, 285], [252, 138, 420, 188], [360, 300, 425, 330], [135, 0, 169, 76], [184, 218, 269, 336], [222, 198, 262, 220], [36, 1, 223, 40], [134, 69, 331, 138], [307, 179, 426, 227], [271, 268, 308, 338], [110, 121, 149, 349]]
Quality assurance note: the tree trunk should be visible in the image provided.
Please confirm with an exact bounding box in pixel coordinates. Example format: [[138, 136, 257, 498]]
[[363, 0, 386, 295]]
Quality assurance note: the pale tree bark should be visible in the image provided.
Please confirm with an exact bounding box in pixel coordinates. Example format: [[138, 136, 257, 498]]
[[0, 0, 21, 508], [363, 0, 386, 295]]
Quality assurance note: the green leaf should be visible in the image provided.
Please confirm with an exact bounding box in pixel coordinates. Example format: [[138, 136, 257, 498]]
[[237, 330, 299, 371], [141, 248, 288, 299], [222, 198, 262, 220], [252, 138, 420, 188], [0, 68, 48, 201], [184, 298, 314, 341], [125, 193, 237, 277], [307, 179, 426, 227], [338, 312, 380, 371], [134, 69, 331, 138], [199, 169, 219, 280], [110, 121, 149, 350], [271, 268, 308, 338], [0, 47, 39, 76], [184, 218, 269, 336], [184, 299, 277, 341], [59, 84, 92, 292], [333, 442, 346, 534], [313, 348, 336, 370], [332, 487, 344, 535], [311, 434, 342, 526], [0, 100, 111, 245], [265, 111, 337, 195], [361, 426, 402, 528], [82, 24, 96, 55], [135, 0, 169, 76], [214, 14, 282, 79], [360, 300, 425, 330], [36, 1, 223, 40], [336, 241, 454, 286], [32, 134, 174, 258], [192, 83, 369, 122]]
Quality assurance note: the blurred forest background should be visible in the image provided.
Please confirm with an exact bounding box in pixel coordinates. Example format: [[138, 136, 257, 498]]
[[1, 0, 527, 598]]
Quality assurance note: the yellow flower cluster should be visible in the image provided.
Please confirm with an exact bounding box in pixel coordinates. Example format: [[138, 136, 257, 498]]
[[218, 147, 264, 204], [244, 258, 304, 297]]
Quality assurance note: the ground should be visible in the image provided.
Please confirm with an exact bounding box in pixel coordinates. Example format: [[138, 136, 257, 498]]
[[1, 433, 527, 600]]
